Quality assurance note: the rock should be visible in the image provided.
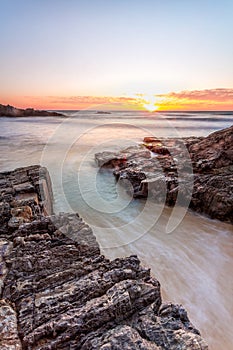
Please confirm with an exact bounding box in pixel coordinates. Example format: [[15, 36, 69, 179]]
[[131, 303, 208, 350], [13, 182, 35, 193], [191, 174, 233, 222], [11, 192, 39, 208], [189, 125, 233, 172], [96, 125, 233, 223], [11, 206, 33, 221], [0, 241, 20, 348], [0, 166, 208, 349], [81, 325, 161, 349], [95, 151, 128, 168], [0, 300, 22, 349], [0, 202, 11, 235], [0, 103, 64, 117], [96, 111, 111, 114], [0, 165, 53, 238], [0, 240, 13, 295]]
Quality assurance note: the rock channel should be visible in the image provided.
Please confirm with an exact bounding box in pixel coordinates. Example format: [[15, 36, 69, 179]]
[[95, 125, 233, 223], [0, 165, 208, 349]]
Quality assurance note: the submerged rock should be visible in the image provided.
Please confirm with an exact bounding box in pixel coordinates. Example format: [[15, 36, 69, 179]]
[[96, 125, 233, 223]]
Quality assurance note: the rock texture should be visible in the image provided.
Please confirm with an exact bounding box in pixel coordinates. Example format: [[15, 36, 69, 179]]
[[0, 103, 64, 117], [95, 125, 233, 223], [0, 165, 208, 349], [0, 299, 22, 349], [0, 165, 53, 238]]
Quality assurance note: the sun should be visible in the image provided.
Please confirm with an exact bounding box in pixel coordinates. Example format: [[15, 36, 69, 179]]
[[143, 102, 159, 112], [141, 94, 159, 112], [129, 93, 160, 112]]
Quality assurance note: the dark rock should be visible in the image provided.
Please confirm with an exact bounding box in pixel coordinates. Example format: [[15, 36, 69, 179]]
[[96, 111, 111, 114], [0, 103, 64, 117], [132, 303, 208, 350]]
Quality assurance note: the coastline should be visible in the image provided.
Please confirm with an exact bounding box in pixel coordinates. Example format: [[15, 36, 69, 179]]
[[0, 103, 65, 118], [0, 165, 208, 349]]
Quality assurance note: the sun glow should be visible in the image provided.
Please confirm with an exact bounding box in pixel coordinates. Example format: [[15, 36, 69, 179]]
[[143, 102, 159, 112], [142, 95, 159, 112]]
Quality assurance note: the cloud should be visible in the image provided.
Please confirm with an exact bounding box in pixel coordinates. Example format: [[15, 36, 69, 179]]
[[159, 88, 233, 103], [6, 88, 233, 110], [149, 88, 233, 110], [11, 95, 138, 110], [46, 95, 136, 106]]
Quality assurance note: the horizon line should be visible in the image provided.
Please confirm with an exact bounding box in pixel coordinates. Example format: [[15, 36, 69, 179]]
[[49, 109, 233, 113]]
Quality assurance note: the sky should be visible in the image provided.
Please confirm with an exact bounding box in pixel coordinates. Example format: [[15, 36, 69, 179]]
[[0, 0, 233, 110]]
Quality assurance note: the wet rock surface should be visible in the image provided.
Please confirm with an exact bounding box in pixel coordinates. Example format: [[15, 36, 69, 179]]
[[95, 125, 233, 223], [0, 166, 208, 349]]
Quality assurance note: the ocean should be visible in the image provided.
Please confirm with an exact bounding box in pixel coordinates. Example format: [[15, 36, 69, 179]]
[[0, 110, 233, 349]]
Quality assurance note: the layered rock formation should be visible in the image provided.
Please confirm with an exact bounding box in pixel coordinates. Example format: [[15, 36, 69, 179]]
[[0, 104, 64, 117], [0, 165, 208, 349], [95, 125, 233, 223]]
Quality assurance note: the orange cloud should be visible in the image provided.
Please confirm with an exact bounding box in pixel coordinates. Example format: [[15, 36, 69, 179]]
[[155, 88, 233, 110], [164, 88, 233, 102]]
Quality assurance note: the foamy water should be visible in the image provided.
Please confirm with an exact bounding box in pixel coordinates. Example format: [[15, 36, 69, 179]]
[[0, 111, 232, 349]]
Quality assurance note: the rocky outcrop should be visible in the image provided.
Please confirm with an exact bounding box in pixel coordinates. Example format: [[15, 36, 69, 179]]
[[0, 165, 53, 237], [0, 165, 208, 349], [95, 125, 233, 223], [0, 103, 64, 117]]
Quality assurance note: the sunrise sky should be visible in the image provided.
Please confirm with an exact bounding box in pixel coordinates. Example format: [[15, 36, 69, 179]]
[[1, 0, 233, 111]]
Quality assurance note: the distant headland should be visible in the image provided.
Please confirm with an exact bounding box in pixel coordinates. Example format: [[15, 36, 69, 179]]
[[0, 103, 64, 117]]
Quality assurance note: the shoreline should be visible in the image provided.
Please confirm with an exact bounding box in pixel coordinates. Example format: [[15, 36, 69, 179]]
[[0, 165, 208, 349]]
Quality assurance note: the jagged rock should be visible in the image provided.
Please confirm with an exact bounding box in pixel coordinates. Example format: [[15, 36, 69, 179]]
[[0, 103, 64, 117], [189, 125, 233, 172], [81, 325, 161, 349], [191, 174, 233, 221], [0, 240, 13, 295], [0, 166, 208, 349], [0, 202, 11, 235], [131, 303, 208, 350], [95, 125, 233, 223], [0, 300, 22, 349], [0, 165, 53, 238]]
